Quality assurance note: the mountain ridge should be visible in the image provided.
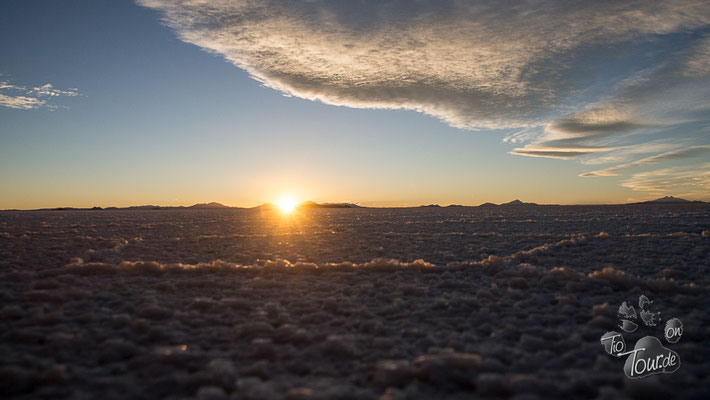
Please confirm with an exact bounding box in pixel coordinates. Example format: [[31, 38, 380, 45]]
[[628, 196, 704, 205]]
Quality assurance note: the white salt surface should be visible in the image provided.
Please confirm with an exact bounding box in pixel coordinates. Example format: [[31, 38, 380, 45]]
[[0, 205, 708, 399]]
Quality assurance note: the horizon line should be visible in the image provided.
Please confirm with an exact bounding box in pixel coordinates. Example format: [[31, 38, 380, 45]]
[[2, 196, 707, 211]]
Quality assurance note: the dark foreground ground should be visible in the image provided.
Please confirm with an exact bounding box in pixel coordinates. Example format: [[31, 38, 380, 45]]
[[0, 205, 709, 399]]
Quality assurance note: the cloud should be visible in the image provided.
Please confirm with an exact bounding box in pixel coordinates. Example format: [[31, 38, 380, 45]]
[[683, 35, 710, 77], [137, 0, 710, 129], [510, 146, 620, 159], [579, 170, 620, 177], [581, 145, 710, 176], [546, 108, 647, 138], [0, 93, 48, 110], [511, 107, 645, 157], [581, 141, 681, 165], [620, 163, 710, 196], [0, 80, 79, 110], [27, 83, 80, 98]]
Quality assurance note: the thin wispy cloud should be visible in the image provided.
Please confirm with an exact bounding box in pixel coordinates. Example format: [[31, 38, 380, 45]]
[[580, 141, 681, 166], [581, 145, 710, 177], [620, 163, 710, 196], [0, 80, 79, 110], [684, 35, 710, 77], [138, 0, 710, 196]]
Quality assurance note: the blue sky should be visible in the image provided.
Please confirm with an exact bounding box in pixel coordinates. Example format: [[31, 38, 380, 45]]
[[1, 0, 709, 208]]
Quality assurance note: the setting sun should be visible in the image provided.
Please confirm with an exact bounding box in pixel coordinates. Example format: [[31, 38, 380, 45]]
[[276, 196, 297, 213]]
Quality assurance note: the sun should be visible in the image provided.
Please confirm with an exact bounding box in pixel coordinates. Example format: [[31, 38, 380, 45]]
[[276, 196, 297, 213]]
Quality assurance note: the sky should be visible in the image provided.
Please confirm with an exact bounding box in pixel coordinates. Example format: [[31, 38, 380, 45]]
[[1, 0, 709, 209]]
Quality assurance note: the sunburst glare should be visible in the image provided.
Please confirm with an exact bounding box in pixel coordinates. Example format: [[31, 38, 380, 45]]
[[276, 196, 297, 214]]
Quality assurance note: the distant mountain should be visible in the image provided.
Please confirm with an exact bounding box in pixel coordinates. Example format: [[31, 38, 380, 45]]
[[298, 201, 361, 209], [629, 196, 705, 205], [420, 204, 441, 208], [188, 202, 230, 209], [647, 196, 691, 203], [478, 199, 538, 207], [501, 199, 538, 206]]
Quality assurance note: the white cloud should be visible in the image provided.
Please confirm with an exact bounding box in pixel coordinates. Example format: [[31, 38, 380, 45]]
[[137, 0, 710, 129], [27, 83, 80, 98], [0, 79, 79, 110], [0, 93, 47, 110]]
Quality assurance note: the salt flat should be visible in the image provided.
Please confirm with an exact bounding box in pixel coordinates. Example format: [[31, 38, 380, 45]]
[[0, 206, 708, 399]]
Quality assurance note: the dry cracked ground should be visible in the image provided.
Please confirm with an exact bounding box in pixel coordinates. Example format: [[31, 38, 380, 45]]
[[1, 206, 709, 399]]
